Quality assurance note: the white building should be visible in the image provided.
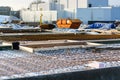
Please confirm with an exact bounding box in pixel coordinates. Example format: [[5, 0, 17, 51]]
[[20, 10, 57, 23], [56, 0, 120, 24], [30, 2, 51, 11], [76, 7, 112, 24], [57, 0, 108, 10], [20, 0, 57, 23], [29, 0, 61, 11], [62, 6, 120, 24], [20, 0, 120, 24], [88, 0, 108, 7]]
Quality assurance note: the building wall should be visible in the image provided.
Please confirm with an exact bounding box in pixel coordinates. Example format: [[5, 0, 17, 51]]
[[0, 7, 11, 15], [91, 7, 111, 21], [59, 0, 68, 10], [30, 3, 50, 11], [25, 0, 120, 25], [68, 0, 77, 9], [68, 0, 88, 9], [11, 11, 20, 18], [76, 7, 111, 24], [20, 10, 57, 23], [78, 0, 88, 8], [59, 0, 88, 9], [76, 8, 91, 24], [111, 7, 120, 20], [88, 0, 108, 7], [62, 8, 76, 19], [55, 0, 108, 10]]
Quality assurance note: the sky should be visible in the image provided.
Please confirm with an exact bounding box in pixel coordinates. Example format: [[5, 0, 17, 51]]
[[0, 0, 120, 10]]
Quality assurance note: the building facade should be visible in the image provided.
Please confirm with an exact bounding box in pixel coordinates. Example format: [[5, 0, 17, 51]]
[[20, 10, 57, 23], [76, 7, 112, 24], [20, 0, 120, 24], [56, 0, 108, 9], [30, 2, 51, 11], [63, 6, 120, 24], [0, 7, 11, 15], [57, 0, 120, 24], [20, 0, 57, 23]]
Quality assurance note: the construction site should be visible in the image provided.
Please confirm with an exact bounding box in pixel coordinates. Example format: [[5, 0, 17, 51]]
[[0, 17, 119, 80], [0, 0, 120, 80]]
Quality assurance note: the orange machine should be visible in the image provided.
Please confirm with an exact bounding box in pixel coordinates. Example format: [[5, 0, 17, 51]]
[[56, 19, 82, 29]]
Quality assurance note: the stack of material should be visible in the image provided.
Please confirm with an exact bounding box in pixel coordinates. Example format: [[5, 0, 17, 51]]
[[86, 23, 115, 30]]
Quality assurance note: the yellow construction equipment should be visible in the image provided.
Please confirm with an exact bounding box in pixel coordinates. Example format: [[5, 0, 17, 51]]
[[40, 13, 43, 26], [39, 13, 55, 30]]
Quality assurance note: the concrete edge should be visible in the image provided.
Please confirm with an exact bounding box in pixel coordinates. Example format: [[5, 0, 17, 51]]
[[19, 46, 34, 53]]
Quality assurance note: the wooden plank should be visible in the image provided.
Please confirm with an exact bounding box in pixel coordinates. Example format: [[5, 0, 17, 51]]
[[0, 33, 120, 41]]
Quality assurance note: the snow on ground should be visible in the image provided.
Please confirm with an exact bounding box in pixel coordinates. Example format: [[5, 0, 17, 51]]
[[0, 23, 39, 30], [0, 15, 39, 30]]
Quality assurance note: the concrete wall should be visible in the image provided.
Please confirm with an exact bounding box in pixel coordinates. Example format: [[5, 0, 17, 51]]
[[91, 7, 111, 21], [20, 46, 33, 53], [20, 10, 57, 23], [76, 8, 91, 24], [76, 7, 111, 24], [58, 6, 120, 24], [111, 7, 120, 20], [62, 8, 76, 19], [88, 0, 108, 7]]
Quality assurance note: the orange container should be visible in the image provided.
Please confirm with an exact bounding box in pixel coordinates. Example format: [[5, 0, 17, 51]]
[[56, 19, 82, 29]]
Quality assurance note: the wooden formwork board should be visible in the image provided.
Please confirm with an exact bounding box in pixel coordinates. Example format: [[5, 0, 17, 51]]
[[0, 33, 120, 41], [24, 42, 87, 48], [0, 29, 40, 33]]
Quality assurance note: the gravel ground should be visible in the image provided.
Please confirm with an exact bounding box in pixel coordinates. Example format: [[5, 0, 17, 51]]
[[0, 50, 29, 58], [0, 49, 119, 79]]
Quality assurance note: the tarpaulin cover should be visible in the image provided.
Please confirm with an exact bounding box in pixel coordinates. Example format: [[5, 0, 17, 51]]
[[86, 23, 115, 29], [0, 15, 20, 23]]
